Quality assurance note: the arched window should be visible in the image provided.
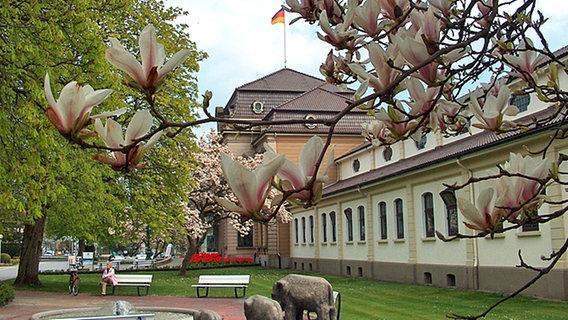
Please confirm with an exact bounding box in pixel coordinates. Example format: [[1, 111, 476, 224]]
[[301, 217, 306, 243], [440, 190, 458, 236], [238, 231, 253, 247], [321, 213, 328, 243], [395, 199, 404, 239], [423, 192, 435, 237], [330, 211, 337, 242], [309, 215, 314, 243], [294, 218, 299, 244], [358, 206, 366, 241], [378, 202, 387, 240], [415, 135, 427, 150], [510, 93, 530, 112], [383, 146, 393, 161], [352, 159, 361, 172], [344, 208, 353, 242]]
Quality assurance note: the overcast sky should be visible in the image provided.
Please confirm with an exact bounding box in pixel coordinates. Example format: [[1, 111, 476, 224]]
[[166, 0, 568, 137]]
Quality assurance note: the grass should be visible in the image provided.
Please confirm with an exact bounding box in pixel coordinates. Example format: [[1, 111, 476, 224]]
[[17, 266, 568, 320]]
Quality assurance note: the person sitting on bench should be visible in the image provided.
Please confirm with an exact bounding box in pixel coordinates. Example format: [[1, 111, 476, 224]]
[[100, 262, 118, 296]]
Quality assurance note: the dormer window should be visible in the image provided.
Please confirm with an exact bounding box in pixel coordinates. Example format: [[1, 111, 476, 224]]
[[304, 114, 317, 129], [352, 159, 360, 172], [415, 135, 427, 150], [251, 100, 264, 114], [383, 146, 393, 162], [510, 93, 530, 113]]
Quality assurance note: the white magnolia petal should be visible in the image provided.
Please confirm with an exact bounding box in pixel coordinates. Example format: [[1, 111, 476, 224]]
[[299, 135, 324, 177], [85, 89, 113, 109], [126, 110, 153, 144], [43, 73, 57, 108], [91, 108, 128, 120], [105, 118, 125, 148], [105, 38, 145, 86], [215, 197, 246, 214], [157, 49, 191, 79], [139, 24, 158, 78]]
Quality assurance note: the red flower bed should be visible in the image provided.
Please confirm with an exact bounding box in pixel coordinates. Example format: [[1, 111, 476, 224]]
[[189, 252, 253, 265]]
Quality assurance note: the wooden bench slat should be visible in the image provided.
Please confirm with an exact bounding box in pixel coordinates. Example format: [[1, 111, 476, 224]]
[[192, 284, 248, 288]]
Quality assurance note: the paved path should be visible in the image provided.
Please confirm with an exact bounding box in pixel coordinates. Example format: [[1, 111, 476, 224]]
[[0, 291, 245, 320], [0, 261, 69, 282]]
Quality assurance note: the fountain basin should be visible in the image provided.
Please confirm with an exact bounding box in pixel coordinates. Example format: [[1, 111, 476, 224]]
[[31, 307, 197, 320]]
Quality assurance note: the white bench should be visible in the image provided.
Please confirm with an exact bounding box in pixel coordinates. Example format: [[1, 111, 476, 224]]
[[333, 291, 341, 320], [111, 274, 153, 296], [135, 259, 153, 269], [191, 275, 250, 298]]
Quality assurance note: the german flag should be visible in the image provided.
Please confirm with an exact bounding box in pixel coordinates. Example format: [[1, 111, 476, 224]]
[[271, 8, 285, 25]]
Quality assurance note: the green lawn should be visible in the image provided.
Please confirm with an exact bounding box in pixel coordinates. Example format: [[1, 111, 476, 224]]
[[19, 266, 568, 320]]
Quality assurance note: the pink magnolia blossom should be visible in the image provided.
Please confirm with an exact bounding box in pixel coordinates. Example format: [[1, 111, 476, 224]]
[[317, 10, 357, 48], [362, 120, 389, 146], [93, 110, 163, 170], [503, 39, 546, 82], [44, 73, 112, 136], [375, 102, 418, 139], [265, 135, 334, 205], [349, 43, 402, 92], [353, 0, 382, 36], [216, 153, 285, 218], [428, 0, 453, 17], [393, 33, 440, 84], [469, 86, 518, 131], [105, 24, 191, 92], [458, 188, 502, 232], [495, 153, 550, 220], [380, 0, 409, 20], [406, 78, 439, 115]]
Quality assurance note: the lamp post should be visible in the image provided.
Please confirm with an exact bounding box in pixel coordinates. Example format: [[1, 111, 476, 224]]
[[145, 226, 153, 260], [0, 234, 3, 262]]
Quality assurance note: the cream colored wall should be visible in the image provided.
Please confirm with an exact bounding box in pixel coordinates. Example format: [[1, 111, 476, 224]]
[[338, 151, 373, 180], [341, 198, 368, 261], [290, 209, 317, 259], [402, 131, 438, 158], [318, 204, 341, 259]]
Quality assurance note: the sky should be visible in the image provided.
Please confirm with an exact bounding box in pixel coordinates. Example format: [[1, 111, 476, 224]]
[[166, 0, 568, 137]]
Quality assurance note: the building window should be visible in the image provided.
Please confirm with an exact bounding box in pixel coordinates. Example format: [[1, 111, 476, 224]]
[[294, 218, 299, 244], [415, 135, 427, 150], [330, 211, 337, 242], [423, 192, 435, 238], [352, 159, 361, 172], [322, 213, 328, 243], [301, 217, 306, 243], [383, 146, 393, 161], [309, 215, 314, 243], [447, 274, 456, 287], [424, 272, 433, 285], [346, 266, 351, 276], [522, 222, 540, 232], [304, 114, 317, 129], [358, 206, 366, 241], [510, 93, 530, 113], [395, 199, 404, 239], [378, 202, 387, 240], [357, 267, 363, 277], [440, 190, 459, 236], [344, 208, 354, 242], [238, 231, 253, 248], [251, 100, 264, 114]]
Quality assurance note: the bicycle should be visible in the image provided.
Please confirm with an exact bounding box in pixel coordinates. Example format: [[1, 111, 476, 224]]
[[68, 268, 80, 296]]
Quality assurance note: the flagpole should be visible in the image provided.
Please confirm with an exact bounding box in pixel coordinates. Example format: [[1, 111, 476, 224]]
[[283, 9, 287, 68]]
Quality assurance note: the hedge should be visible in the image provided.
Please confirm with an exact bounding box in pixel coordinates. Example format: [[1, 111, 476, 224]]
[[0, 283, 15, 307], [0, 253, 11, 264]]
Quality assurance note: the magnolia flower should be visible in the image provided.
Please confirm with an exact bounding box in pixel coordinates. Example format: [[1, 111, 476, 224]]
[[286, 0, 319, 21], [458, 188, 502, 232], [93, 109, 163, 170], [349, 43, 402, 92], [406, 78, 439, 115], [44, 73, 112, 136], [495, 153, 550, 220], [265, 136, 334, 205], [375, 102, 417, 139], [353, 0, 382, 36], [469, 85, 518, 131], [394, 33, 440, 84], [105, 24, 191, 92], [503, 39, 545, 82], [362, 120, 389, 146], [428, 0, 453, 17], [216, 153, 285, 218], [380, 0, 409, 20], [317, 10, 357, 48]]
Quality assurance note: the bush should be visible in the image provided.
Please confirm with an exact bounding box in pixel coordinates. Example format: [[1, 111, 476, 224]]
[[189, 252, 254, 265], [0, 283, 15, 307], [0, 253, 11, 264]]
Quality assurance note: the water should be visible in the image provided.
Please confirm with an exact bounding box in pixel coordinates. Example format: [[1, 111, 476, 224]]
[[43, 301, 193, 320]]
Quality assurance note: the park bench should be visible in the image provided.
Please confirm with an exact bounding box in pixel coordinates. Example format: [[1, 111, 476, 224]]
[[134, 259, 153, 269], [110, 274, 153, 296], [192, 275, 250, 298], [333, 291, 341, 320]]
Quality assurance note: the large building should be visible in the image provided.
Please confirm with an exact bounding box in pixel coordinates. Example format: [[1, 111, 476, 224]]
[[289, 50, 568, 300], [215, 68, 371, 267], [216, 51, 568, 300]]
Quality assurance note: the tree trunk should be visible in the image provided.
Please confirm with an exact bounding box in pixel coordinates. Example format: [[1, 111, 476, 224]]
[[179, 235, 206, 276], [14, 215, 46, 287], [78, 239, 85, 257]]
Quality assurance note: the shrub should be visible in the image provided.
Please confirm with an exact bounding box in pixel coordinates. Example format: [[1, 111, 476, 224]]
[[0, 283, 15, 307], [189, 252, 254, 265], [0, 253, 11, 264]]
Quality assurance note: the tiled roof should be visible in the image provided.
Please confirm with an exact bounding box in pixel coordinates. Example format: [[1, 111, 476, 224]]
[[236, 68, 352, 93], [261, 111, 373, 135], [268, 86, 361, 113], [324, 107, 566, 197]]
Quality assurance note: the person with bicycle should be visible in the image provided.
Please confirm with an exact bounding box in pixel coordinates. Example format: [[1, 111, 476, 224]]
[[100, 262, 118, 296]]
